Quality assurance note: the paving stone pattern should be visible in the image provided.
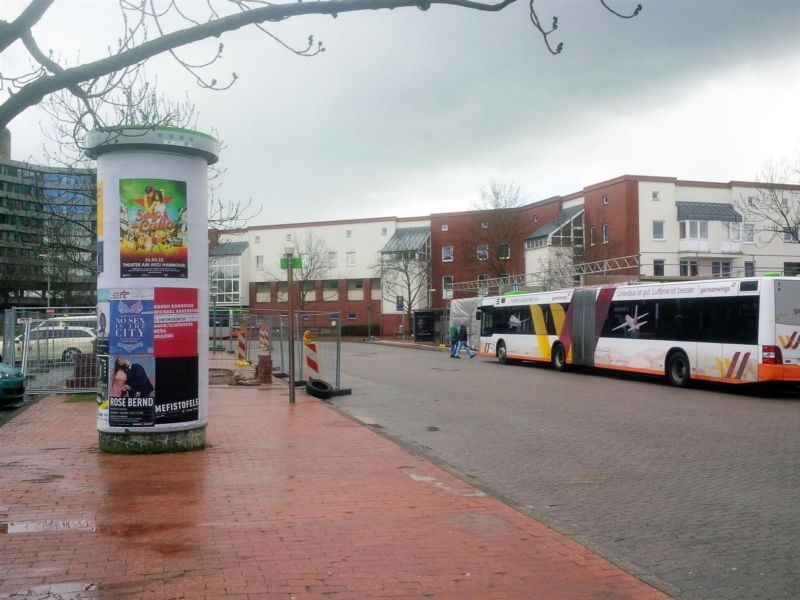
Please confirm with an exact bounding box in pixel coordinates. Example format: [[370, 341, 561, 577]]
[[0, 386, 667, 599], [331, 342, 800, 600]]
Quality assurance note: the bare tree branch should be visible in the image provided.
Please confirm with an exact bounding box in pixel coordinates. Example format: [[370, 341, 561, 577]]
[[0, 0, 644, 129]]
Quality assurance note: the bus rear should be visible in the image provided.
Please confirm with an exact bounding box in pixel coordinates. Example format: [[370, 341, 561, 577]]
[[762, 278, 800, 382]]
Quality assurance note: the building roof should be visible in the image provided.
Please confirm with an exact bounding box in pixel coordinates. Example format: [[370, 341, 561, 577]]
[[676, 201, 742, 223], [210, 241, 249, 256], [525, 205, 584, 240], [381, 227, 430, 253]]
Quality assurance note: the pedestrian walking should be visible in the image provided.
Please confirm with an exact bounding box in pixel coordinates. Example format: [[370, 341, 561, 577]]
[[457, 323, 475, 359], [449, 323, 459, 358]]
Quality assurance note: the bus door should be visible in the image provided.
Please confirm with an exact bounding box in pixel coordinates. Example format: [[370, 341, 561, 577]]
[[775, 279, 800, 367], [571, 288, 596, 367]]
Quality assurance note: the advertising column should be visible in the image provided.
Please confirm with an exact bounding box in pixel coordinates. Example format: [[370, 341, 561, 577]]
[[87, 126, 218, 454]]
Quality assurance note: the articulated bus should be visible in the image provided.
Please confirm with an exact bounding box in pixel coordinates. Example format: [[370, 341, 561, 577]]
[[477, 276, 800, 387]]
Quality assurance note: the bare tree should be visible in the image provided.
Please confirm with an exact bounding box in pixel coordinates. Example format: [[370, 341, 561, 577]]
[[0, 1, 643, 129], [469, 180, 529, 278], [295, 232, 336, 311], [528, 246, 577, 291], [379, 241, 431, 339], [735, 160, 800, 246]]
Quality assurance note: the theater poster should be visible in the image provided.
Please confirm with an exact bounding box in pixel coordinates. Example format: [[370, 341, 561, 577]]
[[119, 178, 188, 278]]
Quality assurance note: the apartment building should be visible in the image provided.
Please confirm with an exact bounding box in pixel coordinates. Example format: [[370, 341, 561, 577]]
[[213, 216, 430, 334]]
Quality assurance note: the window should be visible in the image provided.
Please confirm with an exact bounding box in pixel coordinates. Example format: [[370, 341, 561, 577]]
[[722, 222, 740, 241], [328, 251, 337, 266], [209, 256, 241, 305], [323, 280, 339, 301], [653, 259, 665, 277], [254, 235, 261, 244], [255, 255, 264, 269], [477, 244, 489, 260], [747, 196, 756, 208], [712, 261, 731, 278], [680, 260, 698, 277], [679, 220, 708, 240], [782, 227, 799, 243], [602, 224, 609, 244], [481, 221, 489, 230], [286, 233, 292, 242], [381, 227, 387, 236], [345, 229, 352, 238], [742, 223, 755, 243], [652, 190, 660, 201], [652, 220, 664, 240], [744, 261, 755, 277], [276, 282, 288, 303], [442, 246, 454, 262], [498, 243, 510, 259], [441, 224, 449, 232], [602, 195, 609, 205], [442, 276, 453, 299], [346, 252, 356, 266], [533, 215, 538, 223], [784, 262, 800, 276], [255, 282, 271, 303], [347, 313, 357, 320], [590, 226, 596, 245]]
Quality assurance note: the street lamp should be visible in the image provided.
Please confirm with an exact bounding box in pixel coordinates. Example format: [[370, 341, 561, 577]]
[[38, 253, 50, 308], [285, 241, 296, 405]]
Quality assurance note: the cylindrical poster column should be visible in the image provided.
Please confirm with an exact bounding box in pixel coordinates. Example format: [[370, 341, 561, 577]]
[[86, 126, 219, 454]]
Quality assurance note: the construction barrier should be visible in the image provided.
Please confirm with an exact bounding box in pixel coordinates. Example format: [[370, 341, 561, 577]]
[[259, 325, 269, 350], [303, 330, 320, 381], [236, 324, 250, 366]]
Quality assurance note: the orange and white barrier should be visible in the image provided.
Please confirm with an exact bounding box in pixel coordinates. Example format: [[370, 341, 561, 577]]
[[303, 330, 320, 381], [259, 325, 269, 350], [236, 324, 250, 365]]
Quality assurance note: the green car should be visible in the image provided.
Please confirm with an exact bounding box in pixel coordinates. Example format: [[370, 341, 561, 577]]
[[0, 362, 25, 405]]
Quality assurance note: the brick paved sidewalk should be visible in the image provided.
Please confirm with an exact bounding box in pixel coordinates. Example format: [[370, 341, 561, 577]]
[[0, 386, 670, 599]]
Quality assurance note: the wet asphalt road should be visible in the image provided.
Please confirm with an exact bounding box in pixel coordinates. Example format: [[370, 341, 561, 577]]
[[328, 341, 800, 600]]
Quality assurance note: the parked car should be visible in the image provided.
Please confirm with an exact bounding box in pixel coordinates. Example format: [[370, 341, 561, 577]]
[[0, 317, 97, 364], [0, 361, 25, 404]]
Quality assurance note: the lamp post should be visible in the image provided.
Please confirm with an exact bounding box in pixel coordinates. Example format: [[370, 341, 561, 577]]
[[285, 242, 296, 405], [38, 253, 50, 308]]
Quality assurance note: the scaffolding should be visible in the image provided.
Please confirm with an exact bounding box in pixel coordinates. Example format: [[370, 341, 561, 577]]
[[451, 254, 642, 292]]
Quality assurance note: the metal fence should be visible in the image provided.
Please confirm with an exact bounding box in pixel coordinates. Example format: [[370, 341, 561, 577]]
[[1, 305, 347, 396], [210, 307, 346, 390], [2, 307, 97, 394]]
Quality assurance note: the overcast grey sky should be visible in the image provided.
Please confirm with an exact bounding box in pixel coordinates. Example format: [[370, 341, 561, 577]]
[[5, 1, 800, 225]]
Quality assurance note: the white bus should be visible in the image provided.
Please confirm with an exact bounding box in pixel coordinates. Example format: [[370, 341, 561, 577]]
[[477, 275, 800, 387]]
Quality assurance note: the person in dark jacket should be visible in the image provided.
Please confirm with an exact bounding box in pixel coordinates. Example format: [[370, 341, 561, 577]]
[[456, 324, 475, 359]]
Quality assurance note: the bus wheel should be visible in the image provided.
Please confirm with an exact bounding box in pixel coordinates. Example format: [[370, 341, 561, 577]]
[[551, 342, 567, 372], [497, 341, 509, 364], [666, 351, 690, 387]]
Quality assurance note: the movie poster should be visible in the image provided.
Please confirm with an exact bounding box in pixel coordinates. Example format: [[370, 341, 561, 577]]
[[119, 178, 188, 278]]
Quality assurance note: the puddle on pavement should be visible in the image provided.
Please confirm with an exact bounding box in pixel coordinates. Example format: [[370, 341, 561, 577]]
[[0, 519, 95, 534]]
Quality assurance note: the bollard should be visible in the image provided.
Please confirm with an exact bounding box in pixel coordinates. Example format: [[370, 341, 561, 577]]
[[303, 330, 320, 382], [257, 354, 272, 384], [236, 324, 251, 366], [259, 325, 269, 351]]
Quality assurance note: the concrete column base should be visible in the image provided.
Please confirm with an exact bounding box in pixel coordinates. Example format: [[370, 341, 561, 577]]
[[99, 426, 206, 454]]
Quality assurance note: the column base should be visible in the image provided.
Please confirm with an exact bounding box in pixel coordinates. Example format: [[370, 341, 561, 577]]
[[99, 426, 206, 454]]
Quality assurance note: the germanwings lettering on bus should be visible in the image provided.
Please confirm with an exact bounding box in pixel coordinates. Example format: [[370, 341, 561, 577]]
[[779, 332, 800, 350]]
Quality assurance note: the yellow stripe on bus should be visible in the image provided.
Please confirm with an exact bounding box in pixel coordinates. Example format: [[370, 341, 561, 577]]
[[551, 303, 566, 334], [530, 305, 550, 358]]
